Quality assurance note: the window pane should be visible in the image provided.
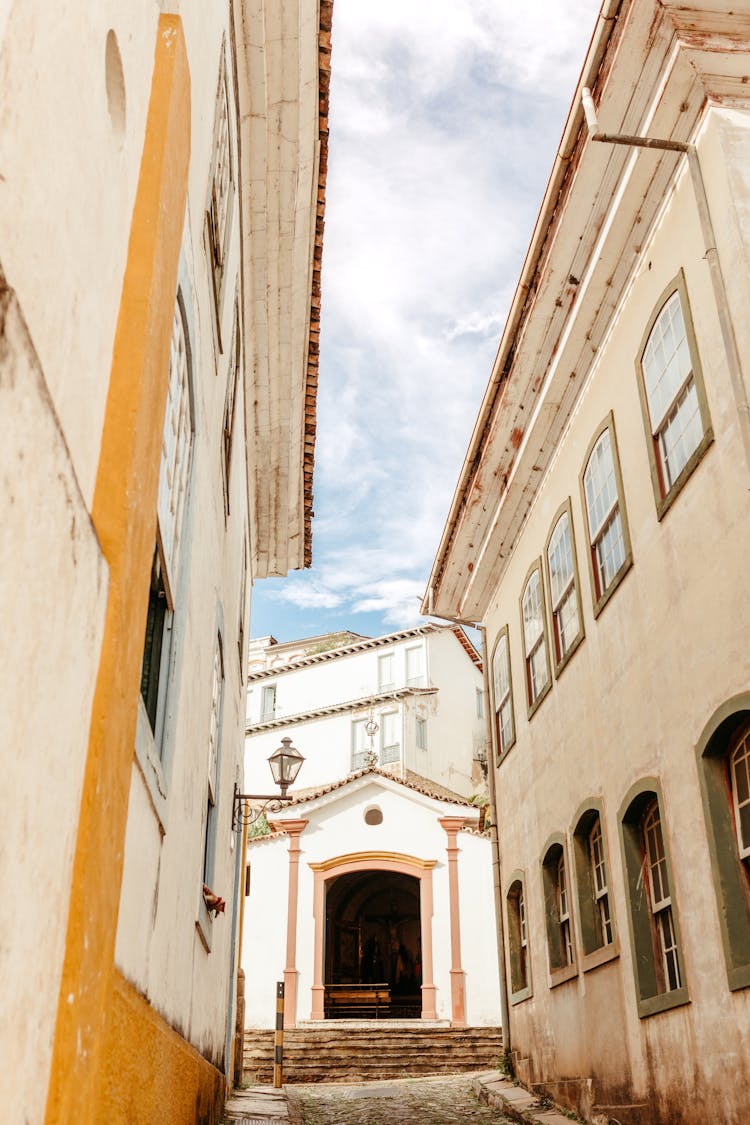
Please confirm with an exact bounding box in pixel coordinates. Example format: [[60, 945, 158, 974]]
[[406, 646, 423, 684], [644, 803, 670, 909], [261, 685, 276, 720], [584, 431, 618, 540], [499, 700, 514, 752], [659, 378, 702, 486], [416, 717, 427, 750], [642, 292, 692, 431], [158, 298, 193, 587], [596, 509, 626, 592], [378, 652, 395, 689], [522, 571, 544, 653], [493, 634, 510, 702], [556, 586, 580, 658], [529, 640, 549, 700], [548, 514, 574, 608]]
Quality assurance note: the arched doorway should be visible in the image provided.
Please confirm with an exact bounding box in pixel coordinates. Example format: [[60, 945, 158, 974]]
[[310, 852, 437, 1021], [325, 870, 422, 1017]]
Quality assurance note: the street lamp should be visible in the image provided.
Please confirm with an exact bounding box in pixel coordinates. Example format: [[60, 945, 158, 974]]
[[232, 736, 305, 829]]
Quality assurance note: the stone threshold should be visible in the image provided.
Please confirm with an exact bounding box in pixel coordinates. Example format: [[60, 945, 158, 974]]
[[474, 1071, 580, 1125]]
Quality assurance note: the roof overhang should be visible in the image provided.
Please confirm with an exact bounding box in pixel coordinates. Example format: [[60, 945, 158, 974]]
[[423, 0, 750, 622], [234, 0, 332, 578]]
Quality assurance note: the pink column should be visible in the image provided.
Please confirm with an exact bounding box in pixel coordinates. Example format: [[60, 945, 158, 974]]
[[439, 817, 467, 1026], [310, 869, 326, 1020], [419, 868, 437, 1020], [280, 819, 308, 1028]]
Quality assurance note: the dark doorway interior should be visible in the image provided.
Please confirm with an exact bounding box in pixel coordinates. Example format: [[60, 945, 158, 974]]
[[324, 870, 422, 1018]]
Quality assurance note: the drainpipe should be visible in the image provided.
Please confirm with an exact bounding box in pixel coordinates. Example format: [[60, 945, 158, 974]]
[[582, 88, 750, 484], [425, 611, 511, 1057]]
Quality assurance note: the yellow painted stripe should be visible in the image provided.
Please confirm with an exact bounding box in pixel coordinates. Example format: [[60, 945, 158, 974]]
[[45, 16, 191, 1124]]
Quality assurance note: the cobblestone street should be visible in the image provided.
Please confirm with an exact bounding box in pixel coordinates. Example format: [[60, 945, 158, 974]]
[[291, 1074, 516, 1125]]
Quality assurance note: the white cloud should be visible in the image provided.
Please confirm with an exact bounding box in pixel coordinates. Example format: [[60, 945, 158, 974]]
[[253, 0, 602, 638]]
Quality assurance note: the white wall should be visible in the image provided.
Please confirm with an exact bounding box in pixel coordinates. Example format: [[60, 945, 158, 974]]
[[242, 777, 501, 1028]]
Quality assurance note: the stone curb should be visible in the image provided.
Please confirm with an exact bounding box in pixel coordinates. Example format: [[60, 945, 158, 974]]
[[473, 1071, 576, 1125]]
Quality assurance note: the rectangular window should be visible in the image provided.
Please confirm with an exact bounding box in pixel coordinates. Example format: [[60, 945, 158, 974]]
[[643, 802, 682, 994], [380, 711, 400, 765], [521, 566, 550, 713], [140, 294, 193, 749], [203, 636, 224, 887], [222, 297, 241, 514], [638, 275, 712, 515], [546, 506, 582, 670], [261, 684, 276, 722], [492, 630, 515, 756], [557, 854, 574, 967], [378, 652, 395, 691], [206, 48, 234, 334], [507, 879, 530, 1000], [589, 819, 613, 946], [416, 716, 427, 750], [475, 688, 484, 719], [351, 718, 370, 771], [581, 418, 632, 615], [406, 645, 424, 686]]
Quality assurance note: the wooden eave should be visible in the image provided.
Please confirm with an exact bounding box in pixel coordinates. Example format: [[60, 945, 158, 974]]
[[423, 0, 750, 622], [235, 0, 332, 579]]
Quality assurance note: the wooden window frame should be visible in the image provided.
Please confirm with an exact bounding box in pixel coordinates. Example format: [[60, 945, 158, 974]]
[[378, 651, 395, 691], [260, 683, 277, 722], [490, 627, 516, 763], [380, 709, 400, 765], [519, 560, 552, 718], [204, 43, 236, 353], [351, 717, 370, 771], [506, 873, 532, 1004], [541, 837, 578, 986], [222, 291, 241, 517], [619, 780, 689, 1017], [635, 270, 713, 520], [696, 696, 750, 991], [405, 644, 424, 687], [579, 413, 633, 619], [572, 801, 619, 972], [543, 498, 585, 678]]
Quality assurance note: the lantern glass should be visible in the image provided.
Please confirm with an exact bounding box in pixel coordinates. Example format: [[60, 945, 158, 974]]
[[268, 737, 304, 791]]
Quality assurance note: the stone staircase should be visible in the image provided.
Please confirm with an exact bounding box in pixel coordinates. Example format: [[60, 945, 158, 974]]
[[243, 1022, 504, 1085]]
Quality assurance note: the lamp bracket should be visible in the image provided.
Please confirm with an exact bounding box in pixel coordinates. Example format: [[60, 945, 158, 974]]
[[232, 784, 293, 831]]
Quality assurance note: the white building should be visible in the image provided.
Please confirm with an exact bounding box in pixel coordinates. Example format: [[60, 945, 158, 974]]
[[245, 624, 488, 798], [0, 3, 330, 1123], [242, 769, 501, 1030]]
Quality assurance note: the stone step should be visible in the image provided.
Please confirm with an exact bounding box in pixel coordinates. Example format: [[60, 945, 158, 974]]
[[243, 1025, 504, 1085]]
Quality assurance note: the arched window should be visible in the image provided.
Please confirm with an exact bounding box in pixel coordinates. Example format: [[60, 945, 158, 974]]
[[545, 502, 583, 673], [506, 876, 531, 1002], [520, 564, 551, 715], [637, 273, 712, 517], [696, 699, 750, 991], [541, 839, 577, 982], [572, 804, 616, 965], [491, 627, 515, 759], [581, 416, 632, 616], [620, 783, 687, 1016]]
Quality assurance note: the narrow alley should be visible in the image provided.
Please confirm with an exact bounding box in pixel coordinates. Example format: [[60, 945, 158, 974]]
[[227, 1075, 519, 1125]]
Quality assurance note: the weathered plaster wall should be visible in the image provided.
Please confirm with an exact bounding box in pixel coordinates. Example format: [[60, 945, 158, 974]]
[[0, 282, 108, 1125], [484, 106, 750, 1122]]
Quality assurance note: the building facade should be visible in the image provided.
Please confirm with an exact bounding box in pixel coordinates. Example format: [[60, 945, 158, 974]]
[[0, 3, 330, 1124], [242, 769, 501, 1030], [424, 2, 750, 1122], [245, 625, 487, 798]]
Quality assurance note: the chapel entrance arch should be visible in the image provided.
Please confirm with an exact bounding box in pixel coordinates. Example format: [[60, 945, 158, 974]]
[[310, 852, 437, 1021]]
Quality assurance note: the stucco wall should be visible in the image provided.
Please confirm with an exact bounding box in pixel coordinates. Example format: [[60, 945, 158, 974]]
[[242, 777, 500, 1028], [483, 106, 750, 1121]]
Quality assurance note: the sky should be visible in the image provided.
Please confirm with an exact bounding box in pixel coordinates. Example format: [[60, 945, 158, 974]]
[[250, 0, 603, 645]]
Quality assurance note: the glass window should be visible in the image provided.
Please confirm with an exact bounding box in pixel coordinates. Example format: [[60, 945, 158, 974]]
[[546, 511, 581, 665], [521, 568, 550, 708], [416, 717, 427, 751], [406, 645, 424, 686], [492, 631, 515, 755], [475, 688, 484, 719], [583, 427, 628, 605], [730, 727, 750, 861], [641, 290, 705, 493], [222, 298, 241, 511], [507, 879, 529, 997], [208, 54, 232, 276], [203, 635, 224, 886], [351, 718, 370, 771], [380, 710, 400, 764], [557, 853, 574, 967], [261, 684, 276, 721], [378, 652, 395, 691], [589, 818, 613, 946], [643, 801, 681, 993]]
